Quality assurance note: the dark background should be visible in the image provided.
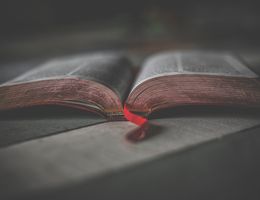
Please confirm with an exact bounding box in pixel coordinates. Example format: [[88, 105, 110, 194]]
[[1, 0, 260, 61], [1, 0, 260, 38], [0, 0, 260, 82]]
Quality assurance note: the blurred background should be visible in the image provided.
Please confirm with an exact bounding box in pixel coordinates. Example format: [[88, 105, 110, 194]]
[[1, 0, 260, 61], [0, 0, 260, 83]]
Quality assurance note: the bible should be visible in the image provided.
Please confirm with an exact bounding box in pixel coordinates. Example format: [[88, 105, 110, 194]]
[[0, 51, 260, 123]]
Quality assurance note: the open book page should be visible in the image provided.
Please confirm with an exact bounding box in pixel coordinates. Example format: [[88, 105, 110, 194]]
[[131, 51, 258, 91], [0, 53, 134, 117], [5, 53, 134, 100], [127, 51, 260, 114]]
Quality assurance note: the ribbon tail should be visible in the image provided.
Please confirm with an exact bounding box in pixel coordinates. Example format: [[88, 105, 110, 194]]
[[123, 104, 149, 142], [123, 104, 147, 126]]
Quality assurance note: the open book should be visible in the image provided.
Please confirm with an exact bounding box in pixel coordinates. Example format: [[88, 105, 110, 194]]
[[0, 51, 260, 121]]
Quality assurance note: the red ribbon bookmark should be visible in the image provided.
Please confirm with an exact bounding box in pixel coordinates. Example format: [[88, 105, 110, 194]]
[[124, 105, 149, 142], [123, 105, 147, 126]]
